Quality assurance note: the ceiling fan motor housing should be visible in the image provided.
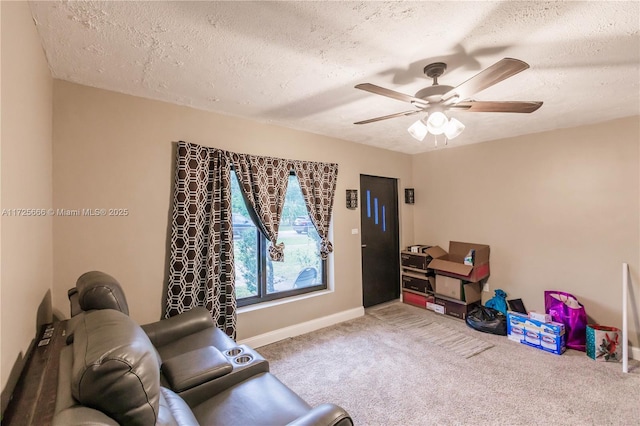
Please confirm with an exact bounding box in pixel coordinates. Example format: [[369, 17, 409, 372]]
[[414, 85, 454, 104], [416, 62, 452, 104]]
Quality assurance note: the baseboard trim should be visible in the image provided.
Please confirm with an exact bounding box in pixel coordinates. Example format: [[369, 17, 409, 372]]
[[238, 306, 365, 349], [631, 345, 640, 361]]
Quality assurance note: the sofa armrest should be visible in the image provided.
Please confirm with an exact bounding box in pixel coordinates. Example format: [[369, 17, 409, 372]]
[[162, 346, 232, 392], [142, 307, 214, 347], [287, 404, 353, 426]]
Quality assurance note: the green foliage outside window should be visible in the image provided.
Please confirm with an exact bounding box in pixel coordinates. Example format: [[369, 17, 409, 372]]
[[231, 171, 323, 302]]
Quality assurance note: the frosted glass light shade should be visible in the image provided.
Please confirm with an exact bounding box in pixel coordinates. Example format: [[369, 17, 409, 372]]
[[426, 111, 448, 135], [444, 117, 465, 140], [408, 119, 428, 141]]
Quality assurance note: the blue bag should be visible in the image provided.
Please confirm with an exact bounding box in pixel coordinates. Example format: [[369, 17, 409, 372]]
[[485, 289, 508, 315]]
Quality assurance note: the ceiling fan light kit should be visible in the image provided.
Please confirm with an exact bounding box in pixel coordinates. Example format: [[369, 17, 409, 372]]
[[408, 118, 429, 141], [426, 111, 448, 135], [355, 57, 543, 148], [407, 112, 465, 143], [444, 117, 465, 140]]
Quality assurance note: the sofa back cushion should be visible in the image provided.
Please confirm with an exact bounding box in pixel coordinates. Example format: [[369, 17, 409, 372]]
[[71, 309, 160, 425], [76, 271, 130, 315]]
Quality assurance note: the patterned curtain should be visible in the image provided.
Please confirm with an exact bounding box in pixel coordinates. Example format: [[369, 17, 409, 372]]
[[166, 141, 236, 339], [293, 161, 339, 259], [230, 153, 291, 261]]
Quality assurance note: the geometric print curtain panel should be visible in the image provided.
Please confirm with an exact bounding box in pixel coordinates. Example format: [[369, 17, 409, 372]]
[[230, 153, 291, 261], [292, 160, 339, 260], [166, 141, 237, 339]]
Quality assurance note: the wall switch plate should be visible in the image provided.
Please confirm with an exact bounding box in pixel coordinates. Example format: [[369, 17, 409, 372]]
[[483, 282, 490, 292], [351, 228, 358, 234]]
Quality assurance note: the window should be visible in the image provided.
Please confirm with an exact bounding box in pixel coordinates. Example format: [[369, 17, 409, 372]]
[[232, 171, 326, 306]]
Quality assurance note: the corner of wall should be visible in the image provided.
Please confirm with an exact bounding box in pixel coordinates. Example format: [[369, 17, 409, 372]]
[[0, 0, 54, 400]]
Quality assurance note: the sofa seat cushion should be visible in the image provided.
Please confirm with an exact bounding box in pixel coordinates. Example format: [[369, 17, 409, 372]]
[[191, 372, 311, 426], [71, 309, 161, 426], [162, 346, 232, 392], [155, 326, 237, 360], [158, 387, 200, 426]]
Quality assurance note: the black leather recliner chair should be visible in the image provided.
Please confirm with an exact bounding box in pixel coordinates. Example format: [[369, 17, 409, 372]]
[[67, 271, 270, 405], [63, 271, 353, 425], [54, 308, 352, 425]]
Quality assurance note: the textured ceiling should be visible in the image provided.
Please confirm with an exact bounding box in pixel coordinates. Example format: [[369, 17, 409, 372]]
[[30, 1, 640, 154]]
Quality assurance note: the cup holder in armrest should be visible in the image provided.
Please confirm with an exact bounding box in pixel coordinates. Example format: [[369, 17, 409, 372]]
[[223, 346, 255, 365], [233, 354, 253, 365], [224, 347, 244, 357]]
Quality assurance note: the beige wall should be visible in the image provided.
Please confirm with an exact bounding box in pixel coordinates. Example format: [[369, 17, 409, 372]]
[[52, 80, 414, 339], [1, 1, 54, 392], [412, 117, 640, 347]]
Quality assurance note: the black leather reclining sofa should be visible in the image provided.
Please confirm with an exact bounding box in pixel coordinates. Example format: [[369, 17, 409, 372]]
[[57, 271, 353, 426]]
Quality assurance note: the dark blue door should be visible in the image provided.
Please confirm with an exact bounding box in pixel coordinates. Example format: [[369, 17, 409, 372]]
[[360, 175, 400, 307]]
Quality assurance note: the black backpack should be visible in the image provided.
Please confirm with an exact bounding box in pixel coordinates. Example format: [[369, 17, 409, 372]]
[[466, 305, 507, 336]]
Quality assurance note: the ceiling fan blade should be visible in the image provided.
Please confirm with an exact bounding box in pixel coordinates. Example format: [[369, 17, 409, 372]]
[[450, 101, 543, 113], [441, 58, 530, 102], [355, 83, 428, 106], [354, 110, 420, 125]]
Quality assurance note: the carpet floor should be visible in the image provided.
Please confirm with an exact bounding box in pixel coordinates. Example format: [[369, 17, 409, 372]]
[[368, 303, 494, 358], [257, 302, 640, 426]]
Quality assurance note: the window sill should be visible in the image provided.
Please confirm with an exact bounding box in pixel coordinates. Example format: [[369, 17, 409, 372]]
[[237, 288, 334, 314]]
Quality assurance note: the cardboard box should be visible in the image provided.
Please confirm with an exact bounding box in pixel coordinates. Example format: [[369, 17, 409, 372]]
[[401, 246, 447, 271], [509, 324, 526, 340], [402, 272, 433, 294], [433, 296, 480, 320], [507, 311, 566, 355], [540, 331, 564, 352], [402, 291, 434, 309], [529, 312, 551, 323], [508, 311, 565, 335], [434, 275, 481, 303], [428, 241, 490, 282]]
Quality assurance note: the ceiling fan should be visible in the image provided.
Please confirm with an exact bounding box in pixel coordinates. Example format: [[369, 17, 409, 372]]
[[354, 58, 542, 143]]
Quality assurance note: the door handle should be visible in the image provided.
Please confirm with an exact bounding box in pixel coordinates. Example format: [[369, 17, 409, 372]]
[[361, 244, 367, 248]]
